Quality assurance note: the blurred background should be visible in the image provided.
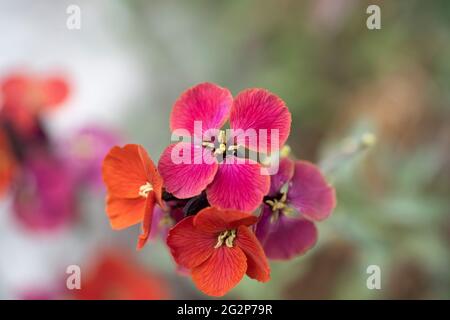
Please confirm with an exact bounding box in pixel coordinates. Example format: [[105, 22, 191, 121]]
[[0, 0, 449, 299]]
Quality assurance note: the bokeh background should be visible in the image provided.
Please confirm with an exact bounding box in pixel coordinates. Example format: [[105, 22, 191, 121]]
[[0, 0, 449, 299]]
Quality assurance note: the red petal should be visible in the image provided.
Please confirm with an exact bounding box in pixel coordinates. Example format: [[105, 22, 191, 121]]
[[40, 76, 69, 108], [235, 226, 270, 282], [106, 196, 146, 230], [206, 156, 270, 212], [158, 142, 218, 199], [166, 216, 216, 269], [136, 195, 156, 250], [230, 88, 291, 153], [170, 82, 233, 137], [191, 246, 247, 297], [194, 207, 257, 233]]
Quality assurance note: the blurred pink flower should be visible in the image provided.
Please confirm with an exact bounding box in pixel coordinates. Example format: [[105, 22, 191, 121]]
[[62, 126, 121, 190], [12, 152, 77, 231]]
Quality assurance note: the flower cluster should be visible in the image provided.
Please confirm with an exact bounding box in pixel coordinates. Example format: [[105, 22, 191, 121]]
[[0, 72, 119, 230], [102, 82, 336, 296]]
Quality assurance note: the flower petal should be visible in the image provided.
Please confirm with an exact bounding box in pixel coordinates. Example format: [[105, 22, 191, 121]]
[[138, 144, 164, 207], [106, 196, 146, 230], [102, 144, 152, 199], [40, 76, 69, 109], [269, 157, 295, 196], [235, 226, 270, 282], [230, 88, 291, 153], [170, 82, 233, 136], [254, 205, 273, 246], [264, 213, 318, 260], [166, 216, 216, 269], [191, 246, 247, 297], [194, 207, 258, 233], [136, 195, 156, 250], [158, 142, 218, 199], [288, 161, 336, 221], [206, 156, 270, 212]]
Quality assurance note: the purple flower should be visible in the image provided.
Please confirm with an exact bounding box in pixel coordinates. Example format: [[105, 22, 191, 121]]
[[13, 152, 77, 231], [255, 157, 336, 260], [62, 126, 120, 190]]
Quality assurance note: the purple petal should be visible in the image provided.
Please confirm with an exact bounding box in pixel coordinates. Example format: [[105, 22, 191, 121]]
[[255, 205, 273, 245], [287, 160, 336, 221], [62, 126, 121, 189], [261, 212, 318, 260], [269, 157, 295, 196], [13, 153, 77, 231]]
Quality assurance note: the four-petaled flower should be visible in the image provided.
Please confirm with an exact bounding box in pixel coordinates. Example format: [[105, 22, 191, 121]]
[[158, 82, 291, 212], [102, 144, 164, 249], [167, 207, 270, 296], [256, 157, 336, 260]]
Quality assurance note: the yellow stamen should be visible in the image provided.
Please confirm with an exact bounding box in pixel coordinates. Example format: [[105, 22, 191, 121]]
[[214, 230, 236, 248], [266, 192, 288, 212], [139, 182, 153, 198]]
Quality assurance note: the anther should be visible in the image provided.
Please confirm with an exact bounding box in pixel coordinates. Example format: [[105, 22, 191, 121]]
[[139, 182, 153, 198]]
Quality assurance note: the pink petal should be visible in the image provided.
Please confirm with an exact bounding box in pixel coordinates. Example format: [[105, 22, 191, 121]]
[[261, 212, 318, 260], [288, 161, 336, 221], [206, 156, 270, 212], [158, 142, 218, 199], [229, 88, 291, 153], [269, 157, 295, 196], [170, 83, 233, 137]]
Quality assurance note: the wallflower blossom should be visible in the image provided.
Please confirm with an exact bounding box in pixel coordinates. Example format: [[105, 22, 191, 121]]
[[13, 152, 76, 231], [255, 157, 336, 260], [167, 207, 270, 297], [102, 144, 164, 249], [1, 73, 69, 137], [62, 126, 120, 190], [158, 82, 291, 212], [73, 250, 170, 300]]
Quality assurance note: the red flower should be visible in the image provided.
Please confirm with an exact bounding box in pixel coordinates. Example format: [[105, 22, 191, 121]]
[[102, 144, 164, 249], [167, 207, 270, 297], [73, 250, 170, 300], [1, 73, 69, 135]]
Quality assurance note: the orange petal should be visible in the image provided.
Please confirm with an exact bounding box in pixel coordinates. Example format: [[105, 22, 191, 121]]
[[102, 144, 155, 199], [138, 145, 164, 208], [136, 195, 156, 250], [193, 207, 258, 234], [236, 226, 270, 282], [106, 196, 146, 230], [191, 246, 247, 297]]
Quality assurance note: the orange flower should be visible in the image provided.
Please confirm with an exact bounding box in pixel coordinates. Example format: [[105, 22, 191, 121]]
[[102, 144, 163, 249]]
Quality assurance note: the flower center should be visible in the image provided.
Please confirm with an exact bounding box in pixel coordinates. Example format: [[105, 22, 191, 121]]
[[139, 182, 153, 198], [265, 192, 288, 212], [202, 130, 240, 158], [214, 229, 237, 248]]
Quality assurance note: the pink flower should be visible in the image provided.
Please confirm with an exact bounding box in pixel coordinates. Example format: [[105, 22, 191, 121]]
[[12, 152, 77, 231], [61, 126, 121, 190], [158, 83, 291, 212], [255, 157, 336, 260]]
